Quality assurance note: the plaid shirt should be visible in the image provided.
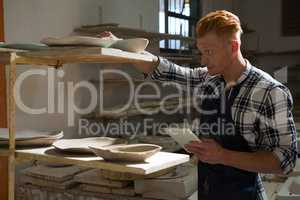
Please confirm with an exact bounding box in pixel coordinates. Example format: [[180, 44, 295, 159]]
[[151, 57, 298, 200]]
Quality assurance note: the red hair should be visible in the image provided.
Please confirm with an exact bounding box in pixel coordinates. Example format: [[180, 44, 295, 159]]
[[196, 10, 243, 38]]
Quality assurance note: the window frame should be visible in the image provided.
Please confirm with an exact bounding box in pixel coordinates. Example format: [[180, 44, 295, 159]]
[[160, 0, 201, 52]]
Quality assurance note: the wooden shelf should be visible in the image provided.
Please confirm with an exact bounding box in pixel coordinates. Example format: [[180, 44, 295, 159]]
[[0, 47, 153, 66], [3, 147, 189, 175]]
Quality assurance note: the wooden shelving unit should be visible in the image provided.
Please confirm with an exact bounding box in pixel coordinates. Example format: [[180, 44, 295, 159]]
[[0, 47, 190, 200]]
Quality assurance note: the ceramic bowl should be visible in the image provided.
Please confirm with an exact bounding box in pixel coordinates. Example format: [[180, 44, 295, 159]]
[[89, 144, 162, 162], [53, 137, 127, 154], [111, 38, 149, 53]]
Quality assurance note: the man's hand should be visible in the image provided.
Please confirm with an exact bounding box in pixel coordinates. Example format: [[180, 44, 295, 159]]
[[185, 138, 283, 174], [97, 31, 121, 40], [185, 138, 226, 165]]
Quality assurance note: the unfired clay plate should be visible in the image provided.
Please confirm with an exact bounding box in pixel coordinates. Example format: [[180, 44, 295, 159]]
[[53, 137, 127, 154], [0, 129, 63, 140], [0, 129, 63, 147], [89, 144, 162, 162], [41, 36, 149, 53]]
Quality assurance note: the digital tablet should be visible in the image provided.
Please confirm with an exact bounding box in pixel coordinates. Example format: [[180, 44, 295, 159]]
[[163, 128, 201, 151]]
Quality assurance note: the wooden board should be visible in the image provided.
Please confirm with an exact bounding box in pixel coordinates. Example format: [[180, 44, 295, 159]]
[[0, 0, 8, 199], [74, 169, 131, 188], [0, 47, 154, 66], [101, 167, 175, 181], [79, 184, 112, 194], [15, 147, 189, 175], [0, 64, 6, 127], [17, 184, 72, 200], [22, 165, 87, 182], [79, 184, 136, 197], [134, 163, 197, 200], [21, 175, 77, 190], [19, 183, 151, 200]]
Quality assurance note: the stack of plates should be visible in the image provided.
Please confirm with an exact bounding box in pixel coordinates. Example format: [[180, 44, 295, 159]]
[[0, 129, 63, 147]]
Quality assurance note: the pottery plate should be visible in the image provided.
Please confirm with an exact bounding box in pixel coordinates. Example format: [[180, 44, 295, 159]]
[[53, 137, 127, 154], [89, 144, 162, 162], [41, 36, 149, 53], [41, 36, 116, 47], [0, 129, 63, 147]]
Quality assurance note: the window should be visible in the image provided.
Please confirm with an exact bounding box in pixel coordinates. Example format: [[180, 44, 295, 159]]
[[282, 0, 300, 36], [159, 0, 200, 50]]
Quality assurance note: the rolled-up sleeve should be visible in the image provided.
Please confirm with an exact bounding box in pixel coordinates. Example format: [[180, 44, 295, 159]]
[[150, 57, 209, 88], [258, 86, 298, 175]]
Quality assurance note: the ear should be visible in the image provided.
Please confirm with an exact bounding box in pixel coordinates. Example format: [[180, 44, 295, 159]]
[[231, 40, 239, 56]]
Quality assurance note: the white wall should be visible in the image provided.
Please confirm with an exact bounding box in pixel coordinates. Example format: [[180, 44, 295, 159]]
[[201, 0, 235, 15], [98, 0, 159, 32], [4, 0, 160, 138]]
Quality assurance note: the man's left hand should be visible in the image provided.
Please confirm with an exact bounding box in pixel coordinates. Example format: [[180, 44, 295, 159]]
[[185, 138, 227, 165]]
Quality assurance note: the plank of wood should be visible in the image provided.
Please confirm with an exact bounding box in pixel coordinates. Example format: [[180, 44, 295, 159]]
[[112, 187, 136, 197], [17, 184, 72, 200], [0, 64, 6, 127], [0, 47, 154, 66], [8, 53, 16, 200], [134, 163, 197, 200], [73, 186, 155, 200], [16, 47, 153, 65], [22, 165, 87, 182], [79, 184, 136, 197], [0, 0, 3, 42], [20, 183, 149, 200], [0, 1, 8, 199], [15, 147, 190, 175], [74, 169, 131, 188], [21, 175, 77, 190], [101, 167, 175, 181], [79, 183, 112, 194]]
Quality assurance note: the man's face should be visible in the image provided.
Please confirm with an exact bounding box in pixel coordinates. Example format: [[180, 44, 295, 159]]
[[197, 32, 232, 76]]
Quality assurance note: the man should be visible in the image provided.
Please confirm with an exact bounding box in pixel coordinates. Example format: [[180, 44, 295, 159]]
[[101, 10, 298, 200]]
